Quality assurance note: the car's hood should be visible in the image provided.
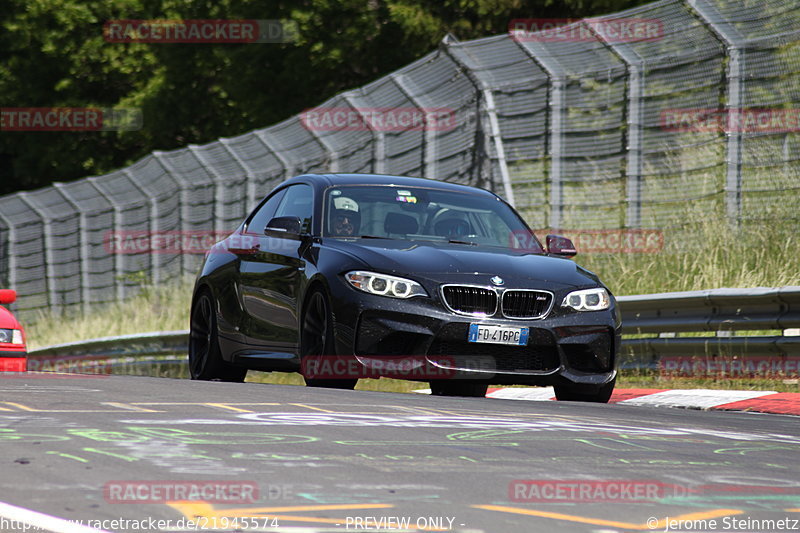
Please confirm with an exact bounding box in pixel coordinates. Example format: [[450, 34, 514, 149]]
[[0, 306, 21, 329], [324, 238, 599, 290]]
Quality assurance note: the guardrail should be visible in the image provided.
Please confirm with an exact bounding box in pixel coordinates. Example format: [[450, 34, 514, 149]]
[[27, 331, 190, 370], [618, 287, 800, 333], [617, 287, 800, 366], [24, 287, 800, 372]]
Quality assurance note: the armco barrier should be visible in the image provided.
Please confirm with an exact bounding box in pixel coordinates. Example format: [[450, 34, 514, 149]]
[[26, 330, 190, 371], [28, 330, 189, 359], [618, 287, 800, 367], [22, 287, 800, 373], [617, 287, 800, 333]]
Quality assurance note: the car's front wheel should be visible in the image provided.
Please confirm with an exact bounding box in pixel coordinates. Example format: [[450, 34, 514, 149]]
[[554, 377, 615, 403], [429, 381, 488, 397], [189, 290, 247, 382], [300, 289, 357, 390]]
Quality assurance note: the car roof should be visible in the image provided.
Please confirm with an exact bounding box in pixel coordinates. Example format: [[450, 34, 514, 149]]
[[283, 173, 498, 198]]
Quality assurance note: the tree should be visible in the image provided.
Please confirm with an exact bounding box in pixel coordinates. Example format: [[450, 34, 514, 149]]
[[0, 0, 650, 195]]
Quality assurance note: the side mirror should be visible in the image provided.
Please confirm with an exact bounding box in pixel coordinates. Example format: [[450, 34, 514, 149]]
[[266, 216, 302, 235], [546, 234, 577, 257], [0, 289, 17, 305]]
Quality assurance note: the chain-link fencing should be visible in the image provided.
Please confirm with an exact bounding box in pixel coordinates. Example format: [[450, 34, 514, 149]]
[[1, 0, 798, 319]]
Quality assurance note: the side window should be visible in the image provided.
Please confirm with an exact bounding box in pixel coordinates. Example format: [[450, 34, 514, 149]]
[[275, 184, 313, 233], [245, 188, 286, 235]]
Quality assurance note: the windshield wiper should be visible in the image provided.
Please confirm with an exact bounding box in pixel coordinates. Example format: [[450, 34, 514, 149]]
[[357, 234, 388, 240], [447, 239, 478, 246]]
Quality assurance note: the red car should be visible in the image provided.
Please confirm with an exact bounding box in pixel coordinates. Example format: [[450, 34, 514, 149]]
[[0, 290, 27, 371]]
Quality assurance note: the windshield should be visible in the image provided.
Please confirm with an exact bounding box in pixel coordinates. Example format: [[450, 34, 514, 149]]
[[323, 184, 543, 252]]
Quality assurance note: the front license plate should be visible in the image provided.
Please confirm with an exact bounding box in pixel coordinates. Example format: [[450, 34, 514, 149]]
[[468, 324, 529, 346]]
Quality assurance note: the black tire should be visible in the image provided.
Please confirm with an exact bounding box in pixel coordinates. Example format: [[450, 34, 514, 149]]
[[429, 381, 488, 397], [300, 290, 357, 390], [554, 376, 616, 403], [189, 290, 247, 382]]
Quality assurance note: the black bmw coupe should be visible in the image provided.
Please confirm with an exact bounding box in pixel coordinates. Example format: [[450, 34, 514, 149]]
[[189, 173, 621, 402]]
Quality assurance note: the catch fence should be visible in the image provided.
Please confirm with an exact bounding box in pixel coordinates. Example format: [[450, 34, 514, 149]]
[[1, 0, 798, 318]]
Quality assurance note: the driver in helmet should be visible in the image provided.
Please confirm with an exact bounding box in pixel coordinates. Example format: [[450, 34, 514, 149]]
[[330, 196, 361, 237]]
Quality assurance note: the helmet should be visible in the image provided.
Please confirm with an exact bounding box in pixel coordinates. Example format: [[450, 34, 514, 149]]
[[330, 196, 360, 236]]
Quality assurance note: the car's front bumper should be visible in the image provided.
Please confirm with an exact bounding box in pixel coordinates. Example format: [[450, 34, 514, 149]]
[[327, 277, 620, 389], [0, 349, 28, 372]]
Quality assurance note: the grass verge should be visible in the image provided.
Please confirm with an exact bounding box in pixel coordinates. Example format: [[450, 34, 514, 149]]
[[25, 278, 195, 350]]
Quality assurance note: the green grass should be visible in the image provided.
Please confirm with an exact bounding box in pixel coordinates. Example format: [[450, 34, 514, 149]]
[[21, 211, 800, 393], [577, 209, 800, 296], [26, 278, 195, 350]]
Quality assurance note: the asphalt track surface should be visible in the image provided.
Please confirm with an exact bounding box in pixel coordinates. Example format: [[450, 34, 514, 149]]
[[1, 374, 799, 533]]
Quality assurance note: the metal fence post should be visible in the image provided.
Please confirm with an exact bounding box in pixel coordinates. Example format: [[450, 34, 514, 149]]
[[189, 145, 229, 234], [304, 129, 339, 172], [17, 193, 57, 311], [152, 152, 192, 276], [343, 91, 384, 174], [686, 0, 746, 227], [512, 39, 565, 229], [439, 36, 513, 204], [88, 178, 124, 301], [52, 182, 90, 308], [481, 90, 515, 206], [547, 77, 564, 229], [122, 169, 160, 286], [391, 72, 435, 178], [624, 64, 644, 228], [724, 46, 744, 227], [254, 131, 295, 185], [0, 212, 17, 291], [218, 138, 260, 213], [586, 24, 645, 228]]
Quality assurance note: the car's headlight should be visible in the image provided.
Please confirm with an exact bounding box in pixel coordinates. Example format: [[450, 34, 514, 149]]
[[0, 329, 23, 345], [562, 288, 610, 311], [345, 271, 427, 299]]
